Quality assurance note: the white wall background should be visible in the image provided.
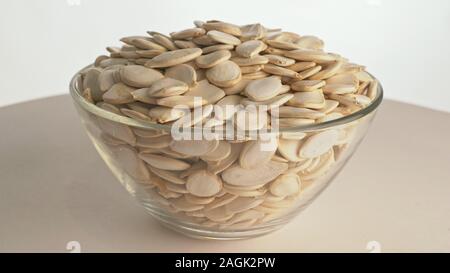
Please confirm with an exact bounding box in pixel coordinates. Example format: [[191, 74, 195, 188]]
[[1, 0, 449, 112]]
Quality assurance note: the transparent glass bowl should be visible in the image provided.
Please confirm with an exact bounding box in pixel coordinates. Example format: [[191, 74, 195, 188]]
[[69, 66, 383, 240]]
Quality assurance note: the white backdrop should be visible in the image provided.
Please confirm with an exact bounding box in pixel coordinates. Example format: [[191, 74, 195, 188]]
[[1, 0, 449, 112]]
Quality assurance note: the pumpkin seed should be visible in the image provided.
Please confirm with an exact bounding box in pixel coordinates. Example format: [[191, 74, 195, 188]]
[[186, 170, 223, 197], [148, 106, 187, 123], [207, 30, 241, 45], [145, 48, 202, 68], [239, 139, 277, 169], [297, 65, 322, 79], [323, 83, 357, 95], [284, 49, 338, 63], [235, 40, 266, 58], [309, 60, 344, 80], [274, 106, 325, 119], [112, 145, 150, 180], [295, 35, 324, 50], [225, 197, 265, 214], [287, 89, 326, 109], [286, 61, 316, 72], [156, 95, 207, 109], [222, 161, 288, 187], [291, 80, 326, 92], [165, 64, 197, 87], [151, 33, 177, 51], [83, 68, 103, 102], [241, 93, 293, 110], [146, 78, 189, 97], [102, 83, 135, 104], [240, 65, 263, 74], [98, 69, 117, 92], [240, 23, 265, 40], [266, 39, 302, 50], [231, 55, 269, 66], [206, 60, 241, 87], [119, 65, 164, 88], [120, 108, 152, 121], [195, 49, 231, 68], [170, 196, 204, 212], [204, 206, 234, 222], [262, 64, 299, 78], [269, 173, 301, 197], [245, 76, 282, 101], [200, 141, 232, 162], [170, 27, 205, 40], [170, 139, 219, 156], [185, 79, 226, 104], [173, 40, 198, 49], [139, 153, 191, 171], [277, 138, 304, 162], [299, 130, 339, 158], [207, 143, 243, 174], [264, 54, 295, 67], [136, 134, 172, 149], [203, 21, 242, 36]]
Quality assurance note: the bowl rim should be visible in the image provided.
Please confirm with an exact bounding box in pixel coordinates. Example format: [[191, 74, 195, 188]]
[[69, 64, 383, 132]]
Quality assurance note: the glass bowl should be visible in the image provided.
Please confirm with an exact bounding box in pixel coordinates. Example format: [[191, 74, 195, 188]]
[[69, 65, 383, 240]]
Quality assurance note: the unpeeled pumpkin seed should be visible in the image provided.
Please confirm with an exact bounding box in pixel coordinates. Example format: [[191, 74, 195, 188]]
[[200, 141, 232, 162], [170, 139, 219, 156], [139, 153, 191, 171], [170, 27, 205, 40], [245, 76, 282, 101], [174, 40, 197, 49], [148, 106, 187, 123], [120, 65, 164, 88], [239, 139, 278, 169], [323, 83, 357, 95], [299, 130, 339, 158], [156, 95, 207, 108], [184, 80, 226, 104], [262, 64, 299, 78], [240, 65, 263, 74], [235, 40, 266, 58], [113, 145, 150, 180], [287, 61, 316, 72], [98, 69, 117, 92], [269, 173, 301, 197], [102, 83, 135, 104], [264, 54, 295, 67], [186, 170, 223, 197], [284, 49, 337, 63], [206, 60, 241, 87], [225, 197, 264, 214], [222, 161, 288, 187], [231, 55, 269, 66], [165, 64, 197, 87], [83, 68, 103, 102], [145, 48, 202, 68], [203, 22, 242, 36], [287, 89, 326, 109], [146, 78, 189, 97], [207, 30, 241, 46], [241, 93, 294, 110], [195, 49, 231, 68], [274, 106, 325, 119], [291, 80, 326, 92]]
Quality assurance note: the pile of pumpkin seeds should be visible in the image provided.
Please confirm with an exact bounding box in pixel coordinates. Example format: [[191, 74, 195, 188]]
[[78, 20, 378, 229]]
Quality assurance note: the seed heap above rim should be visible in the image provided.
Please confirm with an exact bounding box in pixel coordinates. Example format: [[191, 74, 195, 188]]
[[74, 19, 382, 133]]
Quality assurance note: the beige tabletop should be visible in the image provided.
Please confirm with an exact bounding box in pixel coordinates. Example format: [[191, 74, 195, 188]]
[[0, 95, 449, 253]]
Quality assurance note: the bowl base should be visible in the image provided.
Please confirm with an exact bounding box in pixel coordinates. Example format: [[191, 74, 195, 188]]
[[143, 208, 284, 240]]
